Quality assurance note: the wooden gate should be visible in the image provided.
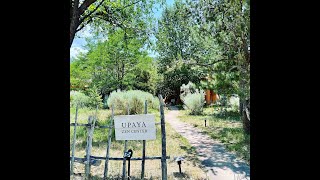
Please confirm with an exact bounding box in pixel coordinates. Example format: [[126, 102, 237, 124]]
[[70, 95, 169, 179]]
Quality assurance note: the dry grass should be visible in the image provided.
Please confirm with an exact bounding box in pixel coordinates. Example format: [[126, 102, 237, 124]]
[[70, 107, 208, 179]]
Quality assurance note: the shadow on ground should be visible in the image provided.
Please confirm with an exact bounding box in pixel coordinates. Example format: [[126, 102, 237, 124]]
[[166, 106, 250, 179]]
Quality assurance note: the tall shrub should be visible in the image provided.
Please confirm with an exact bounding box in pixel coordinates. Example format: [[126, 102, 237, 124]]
[[181, 89, 205, 115], [107, 90, 159, 114], [70, 91, 90, 108], [87, 87, 103, 109], [180, 81, 197, 99]]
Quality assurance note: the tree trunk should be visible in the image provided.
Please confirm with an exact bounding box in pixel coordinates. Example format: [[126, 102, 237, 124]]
[[239, 97, 243, 115], [70, 22, 77, 47], [242, 99, 250, 134], [70, 0, 80, 47]]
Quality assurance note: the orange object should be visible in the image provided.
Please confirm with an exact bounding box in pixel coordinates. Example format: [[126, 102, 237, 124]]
[[205, 89, 219, 105], [205, 90, 211, 104], [212, 91, 219, 102]]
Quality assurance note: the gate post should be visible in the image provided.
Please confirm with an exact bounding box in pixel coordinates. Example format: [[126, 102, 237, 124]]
[[85, 113, 97, 179], [122, 104, 130, 179], [141, 100, 147, 179], [158, 94, 167, 180], [103, 105, 114, 179], [70, 104, 78, 176]]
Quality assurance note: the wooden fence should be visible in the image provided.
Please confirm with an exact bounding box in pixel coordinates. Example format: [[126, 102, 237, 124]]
[[70, 95, 169, 179]]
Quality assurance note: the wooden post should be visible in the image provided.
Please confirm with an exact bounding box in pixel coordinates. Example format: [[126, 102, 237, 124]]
[[85, 116, 93, 179], [158, 95, 167, 180], [85, 115, 97, 179], [70, 104, 78, 176], [141, 100, 147, 179], [103, 105, 114, 179], [122, 104, 129, 180], [178, 161, 182, 174]]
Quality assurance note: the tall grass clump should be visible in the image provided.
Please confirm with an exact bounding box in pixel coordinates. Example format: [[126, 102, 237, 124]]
[[107, 90, 159, 114]]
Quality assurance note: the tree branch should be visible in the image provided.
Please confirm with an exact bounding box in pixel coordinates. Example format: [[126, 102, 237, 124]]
[[79, 0, 98, 15], [228, 65, 248, 73], [79, 0, 104, 25], [73, 0, 80, 11], [96, 15, 125, 29], [120, 0, 142, 10], [72, 0, 80, 18], [228, 65, 238, 72], [76, 16, 94, 32]]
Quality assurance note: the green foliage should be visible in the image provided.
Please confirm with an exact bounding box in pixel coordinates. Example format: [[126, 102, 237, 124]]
[[181, 89, 205, 115], [70, 54, 92, 90], [155, 0, 194, 72], [86, 86, 103, 109], [156, 61, 201, 100], [71, 0, 165, 46], [107, 90, 159, 114], [155, 0, 250, 108], [155, 0, 215, 99], [71, 28, 160, 97], [90, 0, 164, 43], [70, 91, 90, 108], [189, 0, 250, 100]]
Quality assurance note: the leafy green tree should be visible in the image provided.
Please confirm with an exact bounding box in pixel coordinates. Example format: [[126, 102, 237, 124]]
[[156, 60, 200, 101], [70, 53, 92, 90], [71, 28, 160, 99], [155, 0, 250, 132], [188, 0, 250, 132], [155, 0, 203, 100], [70, 0, 163, 47]]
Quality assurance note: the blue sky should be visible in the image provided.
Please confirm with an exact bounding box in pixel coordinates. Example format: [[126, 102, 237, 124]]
[[70, 0, 175, 60]]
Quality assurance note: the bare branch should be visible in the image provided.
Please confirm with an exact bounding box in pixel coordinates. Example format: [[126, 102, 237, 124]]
[[227, 66, 236, 73]]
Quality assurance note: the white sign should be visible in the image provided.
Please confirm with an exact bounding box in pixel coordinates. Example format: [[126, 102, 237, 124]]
[[114, 114, 156, 140]]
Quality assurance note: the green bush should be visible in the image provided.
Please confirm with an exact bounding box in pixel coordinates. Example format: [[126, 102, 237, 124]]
[[70, 91, 90, 108], [181, 89, 205, 115], [107, 90, 159, 114], [106, 89, 125, 111], [87, 88, 103, 109]]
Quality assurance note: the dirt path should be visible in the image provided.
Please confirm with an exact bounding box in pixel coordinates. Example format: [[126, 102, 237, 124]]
[[166, 106, 250, 180]]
